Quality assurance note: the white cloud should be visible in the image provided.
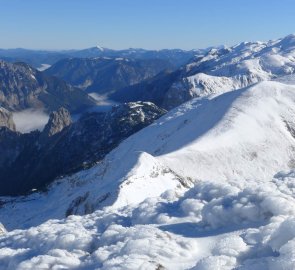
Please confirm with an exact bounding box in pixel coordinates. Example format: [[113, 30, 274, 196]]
[[12, 109, 49, 133]]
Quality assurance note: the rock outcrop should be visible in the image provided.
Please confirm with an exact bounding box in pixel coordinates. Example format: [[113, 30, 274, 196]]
[[0, 107, 15, 131], [42, 107, 72, 137], [0, 102, 166, 196], [0, 60, 95, 113]]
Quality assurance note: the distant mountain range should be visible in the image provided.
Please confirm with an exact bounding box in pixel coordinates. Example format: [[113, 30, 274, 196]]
[[112, 34, 295, 109], [0, 47, 205, 115], [1, 35, 295, 115], [44, 57, 174, 95], [0, 46, 202, 69]]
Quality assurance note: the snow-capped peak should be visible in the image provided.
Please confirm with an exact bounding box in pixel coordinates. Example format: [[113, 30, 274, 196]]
[[163, 34, 295, 109]]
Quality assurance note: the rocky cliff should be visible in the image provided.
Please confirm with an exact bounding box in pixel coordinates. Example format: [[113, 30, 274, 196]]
[[0, 60, 95, 113], [0, 102, 166, 196]]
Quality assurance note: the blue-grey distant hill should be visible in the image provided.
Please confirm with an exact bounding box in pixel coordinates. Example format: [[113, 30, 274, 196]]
[[0, 47, 200, 69]]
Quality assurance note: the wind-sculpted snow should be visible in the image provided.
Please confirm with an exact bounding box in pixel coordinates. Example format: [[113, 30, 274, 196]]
[[2, 80, 295, 268], [1, 172, 295, 269]]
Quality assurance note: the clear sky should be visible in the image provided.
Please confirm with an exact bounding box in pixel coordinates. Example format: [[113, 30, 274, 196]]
[[1, 0, 295, 50]]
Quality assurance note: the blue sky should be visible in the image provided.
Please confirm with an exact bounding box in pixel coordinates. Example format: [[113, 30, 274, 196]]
[[1, 0, 294, 50]]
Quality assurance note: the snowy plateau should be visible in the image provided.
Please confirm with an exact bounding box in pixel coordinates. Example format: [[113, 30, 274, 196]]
[[2, 35, 295, 269]]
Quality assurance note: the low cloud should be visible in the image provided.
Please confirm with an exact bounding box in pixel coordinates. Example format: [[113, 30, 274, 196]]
[[13, 109, 49, 133]]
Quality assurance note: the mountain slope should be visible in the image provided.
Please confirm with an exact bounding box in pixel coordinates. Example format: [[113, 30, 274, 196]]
[[163, 34, 295, 108], [1, 80, 295, 269], [112, 34, 295, 110], [45, 57, 174, 95], [0, 102, 165, 196], [110, 69, 182, 108], [0, 60, 95, 112]]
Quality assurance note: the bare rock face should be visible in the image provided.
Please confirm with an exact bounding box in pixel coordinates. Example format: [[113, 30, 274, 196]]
[[42, 107, 72, 137], [0, 107, 16, 131], [44, 57, 174, 95], [0, 60, 95, 113]]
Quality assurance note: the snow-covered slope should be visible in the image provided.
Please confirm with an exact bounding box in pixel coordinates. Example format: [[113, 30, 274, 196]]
[[163, 34, 295, 108], [2, 79, 295, 269]]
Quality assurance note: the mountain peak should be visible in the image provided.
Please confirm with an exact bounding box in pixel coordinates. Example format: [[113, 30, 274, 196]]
[[42, 107, 72, 137], [278, 33, 295, 46]]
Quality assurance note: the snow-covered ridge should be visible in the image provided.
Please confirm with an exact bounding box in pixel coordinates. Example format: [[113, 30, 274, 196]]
[[165, 34, 295, 106], [2, 79, 295, 268]]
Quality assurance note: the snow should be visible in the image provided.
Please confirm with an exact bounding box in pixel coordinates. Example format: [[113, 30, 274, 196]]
[[185, 72, 247, 97], [2, 168, 295, 269], [0, 224, 6, 235], [2, 35, 295, 269], [2, 79, 295, 268], [96, 45, 104, 51], [176, 34, 295, 99], [111, 152, 183, 208], [37, 64, 51, 71], [29, 74, 36, 80]]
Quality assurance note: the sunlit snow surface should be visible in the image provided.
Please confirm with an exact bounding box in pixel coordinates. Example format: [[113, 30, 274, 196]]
[[3, 34, 295, 268], [1, 80, 295, 269], [170, 34, 295, 101], [36, 64, 51, 71]]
